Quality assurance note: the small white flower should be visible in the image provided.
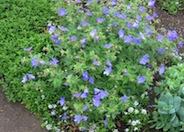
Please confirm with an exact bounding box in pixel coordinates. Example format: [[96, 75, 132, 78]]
[[46, 124, 52, 130], [48, 104, 53, 109], [128, 107, 134, 113], [131, 120, 137, 126], [51, 110, 56, 115], [52, 104, 57, 109], [134, 127, 138, 131], [113, 129, 119, 132], [136, 120, 140, 124], [125, 128, 129, 132], [144, 91, 148, 95], [134, 101, 139, 106], [63, 106, 68, 110], [134, 109, 139, 114], [41, 95, 45, 100], [141, 109, 147, 114], [124, 112, 128, 115]]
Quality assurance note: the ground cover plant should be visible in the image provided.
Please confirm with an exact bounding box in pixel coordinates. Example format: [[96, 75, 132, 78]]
[[157, 0, 184, 15], [19, 0, 184, 131], [1, 0, 184, 131], [0, 0, 57, 101]]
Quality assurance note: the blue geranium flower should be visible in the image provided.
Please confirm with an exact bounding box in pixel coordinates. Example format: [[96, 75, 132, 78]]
[[148, 0, 155, 8], [124, 35, 132, 44], [82, 71, 89, 81], [104, 44, 113, 49], [137, 76, 146, 84], [89, 76, 94, 85], [157, 34, 163, 42], [97, 18, 105, 23], [93, 96, 102, 107], [139, 54, 149, 65], [167, 30, 178, 41], [93, 58, 100, 66], [159, 64, 165, 75], [50, 58, 59, 65], [48, 26, 56, 34], [31, 58, 38, 68], [58, 8, 67, 16], [122, 94, 127, 102], [158, 48, 165, 54], [74, 114, 83, 123], [118, 28, 124, 38], [60, 97, 65, 106]]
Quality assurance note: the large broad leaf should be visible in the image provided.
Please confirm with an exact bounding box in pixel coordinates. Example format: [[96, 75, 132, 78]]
[[177, 106, 184, 122], [171, 116, 181, 127], [173, 96, 181, 111], [169, 108, 176, 114]]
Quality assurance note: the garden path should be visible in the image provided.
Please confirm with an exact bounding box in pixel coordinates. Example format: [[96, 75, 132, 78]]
[[0, 86, 47, 132]]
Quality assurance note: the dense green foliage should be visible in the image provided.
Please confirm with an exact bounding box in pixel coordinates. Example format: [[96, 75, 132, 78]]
[[0, 0, 184, 131], [0, 0, 56, 101], [158, 0, 184, 14]]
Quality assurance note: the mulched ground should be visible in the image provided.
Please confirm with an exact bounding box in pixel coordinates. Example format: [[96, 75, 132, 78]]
[[0, 86, 47, 132], [154, 2, 184, 52]]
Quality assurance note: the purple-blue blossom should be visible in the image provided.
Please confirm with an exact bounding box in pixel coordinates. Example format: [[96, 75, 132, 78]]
[[153, 12, 158, 18], [75, 0, 81, 3], [104, 44, 113, 49], [50, 58, 59, 65], [158, 48, 165, 54], [97, 18, 105, 23], [73, 92, 82, 98], [22, 75, 28, 83], [97, 90, 108, 99], [83, 116, 88, 121], [89, 76, 94, 85], [167, 30, 178, 41], [136, 14, 142, 21], [31, 58, 38, 68], [81, 89, 89, 98], [94, 88, 100, 94], [124, 35, 132, 44], [139, 6, 146, 12], [27, 74, 35, 80], [58, 26, 68, 31], [137, 76, 146, 84], [126, 22, 132, 29], [90, 29, 97, 37], [103, 66, 112, 76], [81, 38, 86, 47], [81, 21, 89, 26], [48, 26, 56, 34], [118, 28, 124, 38], [70, 36, 78, 41], [179, 41, 183, 48], [83, 105, 88, 111], [74, 114, 83, 123], [139, 32, 146, 40], [104, 117, 108, 126], [106, 59, 112, 67], [157, 34, 163, 42], [139, 54, 149, 65], [122, 94, 127, 102], [102, 7, 109, 15], [60, 97, 65, 106], [133, 38, 141, 44], [58, 8, 67, 16], [86, 9, 92, 16], [93, 96, 102, 107], [50, 34, 59, 42], [148, 0, 155, 8], [93, 58, 100, 66], [159, 64, 165, 75], [82, 71, 89, 81]]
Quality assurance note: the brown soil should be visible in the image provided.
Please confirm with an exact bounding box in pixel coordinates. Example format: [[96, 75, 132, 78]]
[[0, 86, 47, 132], [154, 3, 184, 52]]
